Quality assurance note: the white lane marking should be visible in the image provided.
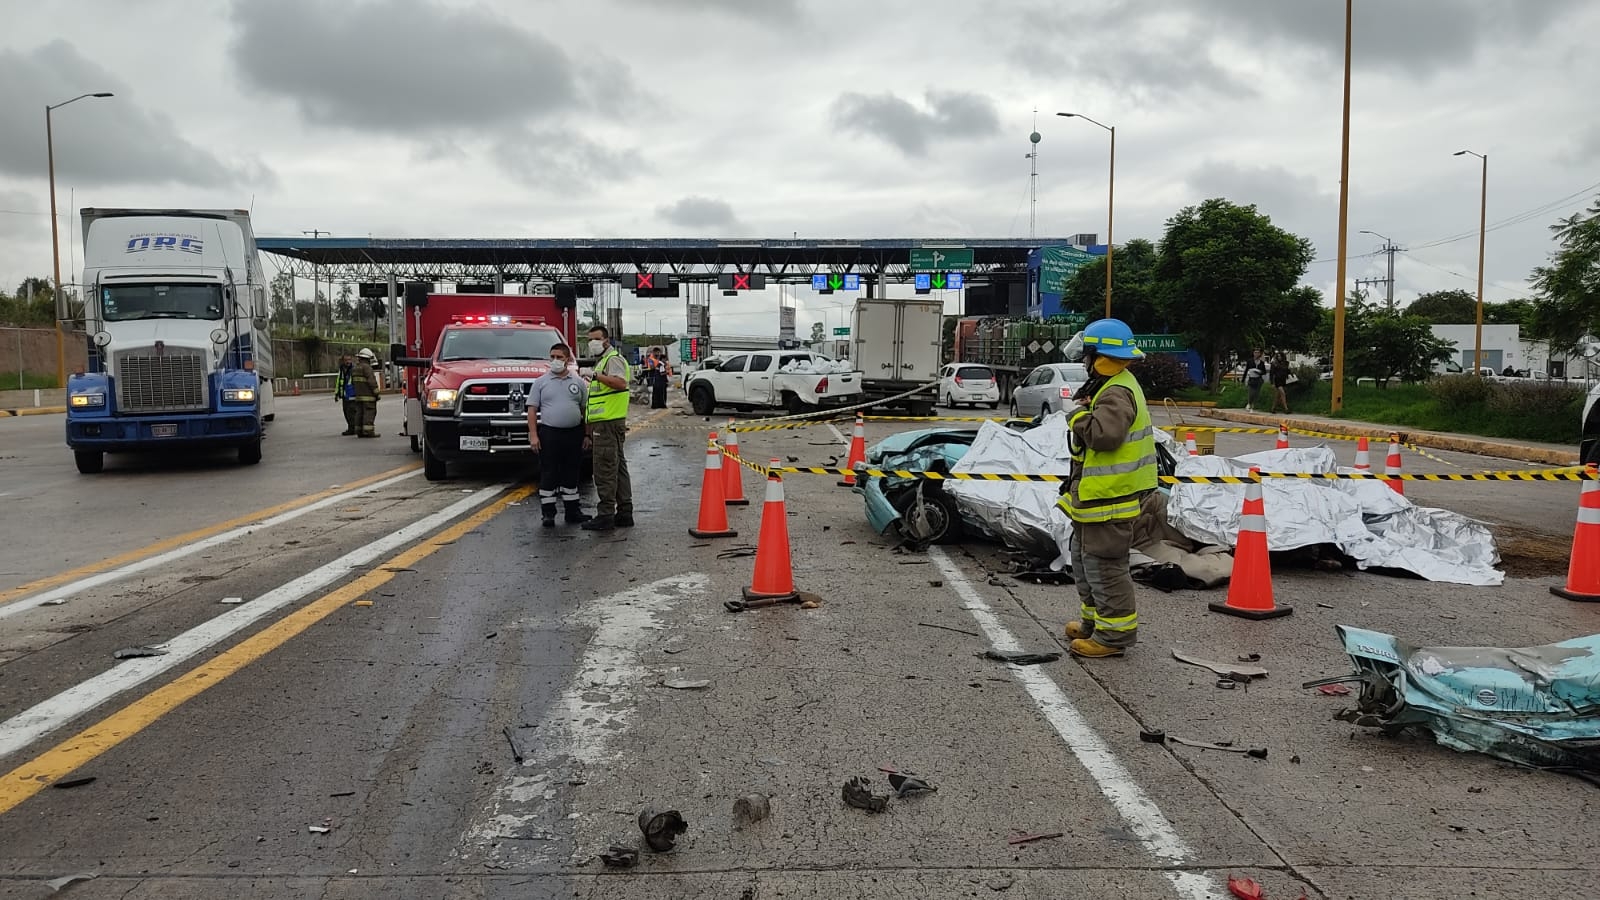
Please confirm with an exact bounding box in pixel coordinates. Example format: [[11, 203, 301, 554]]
[[0, 469, 423, 619], [0, 483, 508, 763], [466, 573, 708, 855], [928, 547, 1227, 900]]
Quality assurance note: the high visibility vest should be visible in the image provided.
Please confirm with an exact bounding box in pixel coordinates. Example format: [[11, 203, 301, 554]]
[[587, 348, 631, 422], [1056, 368, 1157, 524]]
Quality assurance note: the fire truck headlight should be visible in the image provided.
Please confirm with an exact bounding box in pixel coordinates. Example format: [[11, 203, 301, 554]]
[[427, 388, 458, 410]]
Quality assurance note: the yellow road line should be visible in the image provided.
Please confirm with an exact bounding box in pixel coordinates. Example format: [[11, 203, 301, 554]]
[[0, 462, 422, 608], [0, 483, 535, 816]]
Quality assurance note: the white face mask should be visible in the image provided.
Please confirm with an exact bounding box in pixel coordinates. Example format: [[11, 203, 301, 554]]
[[549, 359, 568, 374], [587, 339, 606, 355]]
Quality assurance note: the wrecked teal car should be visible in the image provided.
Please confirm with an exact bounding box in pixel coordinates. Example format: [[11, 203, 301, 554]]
[[858, 427, 984, 545]]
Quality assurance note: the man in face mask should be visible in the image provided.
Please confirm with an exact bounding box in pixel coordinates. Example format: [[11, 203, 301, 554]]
[[582, 324, 634, 531], [1055, 318, 1158, 659], [527, 343, 591, 527]]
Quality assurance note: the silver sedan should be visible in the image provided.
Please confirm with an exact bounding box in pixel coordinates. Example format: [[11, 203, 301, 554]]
[[1009, 363, 1090, 418]]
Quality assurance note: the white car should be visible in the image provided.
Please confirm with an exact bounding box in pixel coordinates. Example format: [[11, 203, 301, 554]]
[[939, 364, 1000, 409], [1010, 362, 1091, 418]]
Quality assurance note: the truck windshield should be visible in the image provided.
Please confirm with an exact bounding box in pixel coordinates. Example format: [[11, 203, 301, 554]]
[[101, 283, 224, 321], [438, 328, 561, 361]]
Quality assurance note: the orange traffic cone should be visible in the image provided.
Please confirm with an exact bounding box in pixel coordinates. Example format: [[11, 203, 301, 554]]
[[1276, 423, 1289, 450], [1383, 435, 1405, 496], [838, 414, 867, 488], [742, 458, 800, 603], [292, 381, 302, 396], [1185, 432, 1199, 456], [689, 434, 738, 539], [723, 420, 749, 506], [1353, 436, 1371, 472], [1209, 468, 1293, 620], [1552, 466, 1600, 602]]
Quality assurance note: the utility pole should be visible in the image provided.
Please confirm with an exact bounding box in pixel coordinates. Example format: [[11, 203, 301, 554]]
[[1330, 0, 1353, 413], [1357, 231, 1403, 310], [303, 229, 329, 337]]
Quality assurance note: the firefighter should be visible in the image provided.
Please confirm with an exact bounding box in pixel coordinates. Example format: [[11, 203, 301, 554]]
[[1056, 318, 1158, 659], [351, 347, 381, 438], [333, 354, 358, 436], [582, 324, 633, 532]]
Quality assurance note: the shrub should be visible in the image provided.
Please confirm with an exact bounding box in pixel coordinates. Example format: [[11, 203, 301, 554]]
[[1486, 380, 1584, 422], [1426, 374, 1492, 412], [1129, 353, 1194, 399], [1288, 364, 1321, 397]]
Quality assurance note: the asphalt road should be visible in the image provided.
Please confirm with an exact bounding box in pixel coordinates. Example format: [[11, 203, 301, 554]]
[[0, 398, 1595, 899]]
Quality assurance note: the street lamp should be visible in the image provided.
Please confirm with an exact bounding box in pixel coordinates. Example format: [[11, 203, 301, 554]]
[[1454, 150, 1488, 375], [1058, 112, 1115, 319], [47, 91, 114, 388]]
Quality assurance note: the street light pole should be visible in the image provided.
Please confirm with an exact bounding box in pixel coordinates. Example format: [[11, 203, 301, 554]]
[[1058, 112, 1115, 318], [1454, 150, 1488, 374], [1330, 0, 1353, 413], [47, 91, 114, 388]]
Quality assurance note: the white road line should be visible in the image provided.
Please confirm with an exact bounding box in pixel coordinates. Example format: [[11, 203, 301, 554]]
[[928, 547, 1227, 900], [467, 573, 708, 859], [0, 483, 509, 763], [0, 469, 423, 620]]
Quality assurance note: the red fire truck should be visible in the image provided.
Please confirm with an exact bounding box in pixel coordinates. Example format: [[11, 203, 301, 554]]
[[392, 290, 579, 481]]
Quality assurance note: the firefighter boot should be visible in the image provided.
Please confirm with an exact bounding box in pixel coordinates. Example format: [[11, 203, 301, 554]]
[[1064, 622, 1090, 641], [541, 503, 558, 528], [564, 500, 591, 525], [1069, 638, 1126, 659]]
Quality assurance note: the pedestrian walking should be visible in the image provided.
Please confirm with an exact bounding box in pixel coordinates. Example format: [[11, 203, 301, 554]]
[[351, 348, 381, 438], [528, 343, 591, 527], [1270, 351, 1291, 414], [1056, 317, 1158, 659], [649, 348, 672, 409], [333, 354, 358, 435], [1244, 349, 1266, 411], [582, 324, 633, 532]]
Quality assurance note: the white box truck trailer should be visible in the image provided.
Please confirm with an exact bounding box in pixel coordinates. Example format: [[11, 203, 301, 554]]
[[851, 298, 942, 416]]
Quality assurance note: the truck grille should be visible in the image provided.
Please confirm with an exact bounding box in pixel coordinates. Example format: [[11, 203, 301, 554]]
[[459, 380, 535, 418], [115, 349, 207, 414]]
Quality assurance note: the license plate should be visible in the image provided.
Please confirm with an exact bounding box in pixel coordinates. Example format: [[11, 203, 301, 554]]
[[151, 424, 178, 438], [459, 435, 490, 451]]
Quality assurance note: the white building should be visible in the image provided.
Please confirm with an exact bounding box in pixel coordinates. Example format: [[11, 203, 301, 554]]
[[1429, 323, 1598, 379]]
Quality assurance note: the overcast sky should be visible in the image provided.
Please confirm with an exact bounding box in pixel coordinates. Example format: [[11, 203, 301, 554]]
[[3, 0, 1598, 336]]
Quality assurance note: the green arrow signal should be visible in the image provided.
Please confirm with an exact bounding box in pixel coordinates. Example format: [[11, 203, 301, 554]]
[[931, 272, 947, 289], [828, 273, 843, 290]]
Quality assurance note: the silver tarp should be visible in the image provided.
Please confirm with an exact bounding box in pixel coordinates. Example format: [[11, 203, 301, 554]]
[[1166, 447, 1503, 586], [944, 416, 1075, 560]]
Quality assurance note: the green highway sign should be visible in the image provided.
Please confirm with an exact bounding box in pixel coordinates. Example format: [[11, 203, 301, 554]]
[[833, 327, 851, 335], [1131, 334, 1186, 352], [910, 247, 973, 271]]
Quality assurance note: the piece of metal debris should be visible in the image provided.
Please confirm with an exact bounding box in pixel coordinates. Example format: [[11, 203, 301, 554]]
[[41, 598, 68, 606], [918, 622, 980, 638], [51, 776, 95, 790], [638, 807, 688, 852], [44, 873, 97, 892], [887, 772, 936, 796], [1172, 648, 1267, 679], [307, 825, 331, 834], [662, 678, 711, 690], [732, 793, 771, 824], [1006, 831, 1063, 845], [842, 776, 888, 813], [598, 845, 638, 868], [220, 597, 244, 605], [112, 646, 168, 660], [983, 650, 1061, 666], [1168, 735, 1268, 758], [1316, 602, 1336, 609], [503, 725, 528, 765]]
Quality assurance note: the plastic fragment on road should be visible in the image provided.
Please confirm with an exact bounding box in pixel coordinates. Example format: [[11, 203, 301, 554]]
[[220, 597, 244, 605], [45, 873, 97, 892], [841, 775, 888, 813], [112, 646, 168, 659], [887, 772, 937, 796], [1316, 683, 1353, 696], [41, 598, 67, 606], [982, 649, 1061, 666], [637, 807, 688, 852], [661, 678, 711, 690], [51, 776, 95, 790], [353, 600, 374, 607], [1172, 648, 1267, 679], [1227, 875, 1264, 900], [1006, 831, 1064, 845], [307, 825, 330, 834], [598, 845, 639, 868], [732, 793, 771, 824]]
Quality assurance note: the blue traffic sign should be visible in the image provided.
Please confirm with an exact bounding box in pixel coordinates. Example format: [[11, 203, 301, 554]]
[[948, 272, 964, 290], [843, 273, 860, 290], [811, 274, 828, 291], [914, 273, 931, 291]]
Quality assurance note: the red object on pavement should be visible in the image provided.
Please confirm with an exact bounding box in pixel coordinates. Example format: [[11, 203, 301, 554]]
[[1317, 683, 1352, 696], [1227, 875, 1265, 900]]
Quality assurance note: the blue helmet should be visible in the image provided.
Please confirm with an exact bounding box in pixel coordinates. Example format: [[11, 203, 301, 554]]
[[1080, 318, 1143, 360]]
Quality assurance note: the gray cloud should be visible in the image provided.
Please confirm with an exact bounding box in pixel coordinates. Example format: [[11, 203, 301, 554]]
[[613, 0, 800, 23], [1185, 162, 1330, 225], [230, 0, 632, 133], [830, 90, 1000, 157], [656, 196, 742, 231], [490, 129, 646, 191], [0, 191, 44, 240], [0, 41, 271, 189]]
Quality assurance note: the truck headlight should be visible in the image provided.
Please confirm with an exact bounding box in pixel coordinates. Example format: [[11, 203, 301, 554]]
[[69, 392, 106, 408], [427, 388, 458, 410], [222, 388, 256, 403]]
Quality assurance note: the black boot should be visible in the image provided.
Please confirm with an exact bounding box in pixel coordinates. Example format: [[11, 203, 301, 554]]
[[564, 500, 591, 524], [614, 512, 635, 527], [541, 503, 557, 527], [581, 514, 615, 532]]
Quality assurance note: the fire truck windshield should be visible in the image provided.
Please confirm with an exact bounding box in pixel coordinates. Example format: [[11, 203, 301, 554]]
[[438, 327, 561, 362]]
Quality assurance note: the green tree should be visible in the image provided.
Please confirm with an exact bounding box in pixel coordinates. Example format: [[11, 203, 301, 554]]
[[1061, 238, 1165, 333], [269, 270, 296, 325], [1529, 197, 1600, 352], [1484, 298, 1536, 327], [1404, 289, 1477, 324], [334, 284, 356, 323], [1152, 198, 1315, 389], [1345, 297, 1455, 385]]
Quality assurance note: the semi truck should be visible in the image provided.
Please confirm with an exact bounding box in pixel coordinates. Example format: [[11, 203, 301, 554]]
[[67, 208, 274, 474], [951, 315, 1085, 398], [851, 298, 942, 415], [392, 289, 579, 481]]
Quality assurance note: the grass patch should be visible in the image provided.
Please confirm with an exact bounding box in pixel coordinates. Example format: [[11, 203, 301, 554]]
[[0, 372, 59, 391]]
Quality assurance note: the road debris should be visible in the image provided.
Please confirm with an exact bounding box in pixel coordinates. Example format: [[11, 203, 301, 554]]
[[1227, 875, 1264, 900], [598, 845, 639, 868], [41, 598, 68, 606], [887, 771, 937, 796], [638, 807, 688, 852], [51, 776, 96, 790], [732, 793, 771, 824], [1172, 648, 1267, 679], [929, 579, 944, 587], [1316, 683, 1352, 696], [112, 646, 168, 659], [307, 825, 331, 834], [1166, 735, 1269, 758], [44, 873, 97, 892], [842, 775, 889, 813], [982, 649, 1061, 665], [220, 596, 244, 604], [1139, 729, 1167, 744], [661, 678, 711, 690], [917, 622, 980, 638], [1006, 831, 1063, 845], [1013, 570, 1074, 585], [353, 600, 374, 607], [502, 725, 528, 765]]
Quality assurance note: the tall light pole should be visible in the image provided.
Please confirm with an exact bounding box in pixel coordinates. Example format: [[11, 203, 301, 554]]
[[1454, 150, 1488, 375], [1058, 112, 1115, 319], [47, 91, 114, 388], [1330, 0, 1353, 413]]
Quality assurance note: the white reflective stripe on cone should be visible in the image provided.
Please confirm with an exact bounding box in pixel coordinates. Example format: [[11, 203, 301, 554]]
[[706, 449, 723, 469], [1239, 514, 1267, 532], [1579, 507, 1600, 526], [765, 476, 784, 503]]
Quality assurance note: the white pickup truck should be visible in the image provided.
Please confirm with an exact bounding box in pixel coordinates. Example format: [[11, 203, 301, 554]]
[[684, 350, 862, 416]]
